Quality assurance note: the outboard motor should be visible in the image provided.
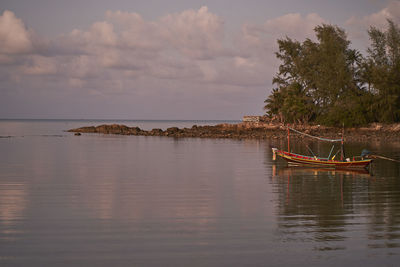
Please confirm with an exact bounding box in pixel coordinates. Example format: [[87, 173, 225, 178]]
[[361, 149, 371, 159]]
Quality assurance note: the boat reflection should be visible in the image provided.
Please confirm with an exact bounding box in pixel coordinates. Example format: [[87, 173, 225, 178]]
[[271, 164, 374, 251], [272, 165, 372, 178]]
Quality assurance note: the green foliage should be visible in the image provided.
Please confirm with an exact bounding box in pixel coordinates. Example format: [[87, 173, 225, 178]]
[[264, 20, 400, 126], [264, 82, 315, 123], [364, 20, 400, 123]]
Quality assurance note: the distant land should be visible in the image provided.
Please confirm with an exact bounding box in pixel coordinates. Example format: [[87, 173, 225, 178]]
[[68, 120, 400, 142]]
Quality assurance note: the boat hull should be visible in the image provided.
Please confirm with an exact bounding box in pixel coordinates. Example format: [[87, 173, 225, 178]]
[[273, 149, 372, 169]]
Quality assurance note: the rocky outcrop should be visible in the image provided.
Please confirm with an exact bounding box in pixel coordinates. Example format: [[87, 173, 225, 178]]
[[68, 122, 400, 142]]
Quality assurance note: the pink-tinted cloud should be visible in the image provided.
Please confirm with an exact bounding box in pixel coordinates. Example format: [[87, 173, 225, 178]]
[[346, 1, 400, 42], [239, 13, 325, 55], [19, 55, 57, 75], [0, 10, 33, 55], [347, 1, 400, 29], [0, 7, 334, 100], [1, 6, 367, 119], [160, 6, 225, 60], [0, 7, 336, 91]]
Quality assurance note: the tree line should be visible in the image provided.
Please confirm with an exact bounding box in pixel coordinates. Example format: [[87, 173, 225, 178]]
[[264, 20, 400, 126]]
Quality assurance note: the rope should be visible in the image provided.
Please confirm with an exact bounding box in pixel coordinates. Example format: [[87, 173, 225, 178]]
[[370, 155, 400, 163], [288, 127, 342, 143]]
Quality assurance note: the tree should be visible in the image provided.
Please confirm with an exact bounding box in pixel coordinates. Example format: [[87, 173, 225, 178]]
[[264, 37, 316, 123], [363, 20, 400, 123], [265, 24, 369, 126]]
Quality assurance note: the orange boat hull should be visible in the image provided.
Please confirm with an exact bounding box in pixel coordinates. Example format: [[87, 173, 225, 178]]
[[273, 149, 372, 169]]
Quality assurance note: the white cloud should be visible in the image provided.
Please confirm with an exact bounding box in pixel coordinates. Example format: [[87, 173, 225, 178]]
[[87, 21, 117, 46], [0, 7, 329, 98], [68, 78, 85, 88], [241, 12, 325, 49], [106, 10, 161, 51], [237, 12, 325, 61], [0, 10, 33, 55], [160, 6, 225, 59], [347, 1, 400, 29], [55, 6, 229, 83], [66, 55, 97, 79], [5, 6, 357, 119], [67, 21, 117, 49], [19, 55, 57, 75], [0, 54, 14, 64], [346, 1, 400, 42], [262, 13, 325, 40], [197, 60, 218, 81]]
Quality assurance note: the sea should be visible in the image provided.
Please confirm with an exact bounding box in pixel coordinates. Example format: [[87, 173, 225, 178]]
[[1, 119, 400, 266]]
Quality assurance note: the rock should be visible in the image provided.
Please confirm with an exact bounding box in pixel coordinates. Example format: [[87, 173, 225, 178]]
[[129, 127, 142, 135], [74, 132, 81, 136], [68, 126, 96, 133], [150, 128, 163, 135], [166, 127, 180, 134], [67, 122, 400, 142]]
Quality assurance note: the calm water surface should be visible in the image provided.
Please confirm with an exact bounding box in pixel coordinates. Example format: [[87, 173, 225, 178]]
[[0, 120, 400, 266]]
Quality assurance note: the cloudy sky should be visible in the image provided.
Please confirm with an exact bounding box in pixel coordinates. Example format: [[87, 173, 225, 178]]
[[1, 0, 399, 120]]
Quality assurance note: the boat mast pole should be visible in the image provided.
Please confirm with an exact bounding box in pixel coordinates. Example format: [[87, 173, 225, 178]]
[[287, 126, 290, 153], [340, 123, 344, 161]]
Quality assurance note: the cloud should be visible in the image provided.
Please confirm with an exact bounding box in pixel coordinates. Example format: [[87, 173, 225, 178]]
[[238, 13, 325, 59], [346, 1, 400, 42], [105, 10, 161, 52], [261, 12, 325, 40], [0, 54, 14, 64], [55, 6, 229, 83], [85, 21, 117, 46], [67, 21, 117, 52], [0, 10, 33, 55], [160, 6, 225, 60], [347, 1, 400, 29], [19, 55, 57, 75], [0, 6, 333, 119], [0, 7, 331, 97], [65, 55, 98, 79], [7, 5, 369, 120]]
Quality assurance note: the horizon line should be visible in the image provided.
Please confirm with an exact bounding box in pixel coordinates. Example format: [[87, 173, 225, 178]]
[[0, 118, 242, 121]]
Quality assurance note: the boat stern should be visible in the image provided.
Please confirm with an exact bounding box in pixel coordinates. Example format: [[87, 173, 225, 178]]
[[272, 148, 278, 161]]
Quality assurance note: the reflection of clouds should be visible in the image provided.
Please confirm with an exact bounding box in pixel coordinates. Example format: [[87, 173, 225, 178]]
[[67, 137, 220, 226], [0, 182, 27, 227], [63, 138, 277, 237], [69, 138, 118, 221], [84, 182, 116, 221], [231, 140, 274, 217], [0, 120, 29, 136]]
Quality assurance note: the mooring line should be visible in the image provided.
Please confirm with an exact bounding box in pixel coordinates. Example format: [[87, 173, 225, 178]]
[[288, 127, 342, 143]]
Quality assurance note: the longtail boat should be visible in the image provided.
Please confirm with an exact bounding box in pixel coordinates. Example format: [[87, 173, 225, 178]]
[[272, 126, 373, 170]]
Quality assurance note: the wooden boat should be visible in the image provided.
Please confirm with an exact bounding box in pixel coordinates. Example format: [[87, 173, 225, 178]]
[[272, 126, 373, 170], [272, 148, 372, 169]]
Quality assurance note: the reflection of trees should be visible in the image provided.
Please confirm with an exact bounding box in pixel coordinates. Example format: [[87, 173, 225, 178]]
[[267, 139, 400, 251], [272, 167, 366, 250], [365, 159, 400, 249]]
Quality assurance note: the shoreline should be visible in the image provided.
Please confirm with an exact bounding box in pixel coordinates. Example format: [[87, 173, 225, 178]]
[[68, 122, 400, 142]]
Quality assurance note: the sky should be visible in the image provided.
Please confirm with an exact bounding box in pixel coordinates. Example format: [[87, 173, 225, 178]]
[[0, 0, 399, 120]]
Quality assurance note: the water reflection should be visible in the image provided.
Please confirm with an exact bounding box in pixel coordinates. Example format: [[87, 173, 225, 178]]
[[1, 131, 400, 266], [0, 182, 27, 226], [0, 182, 27, 243], [270, 153, 400, 254]]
